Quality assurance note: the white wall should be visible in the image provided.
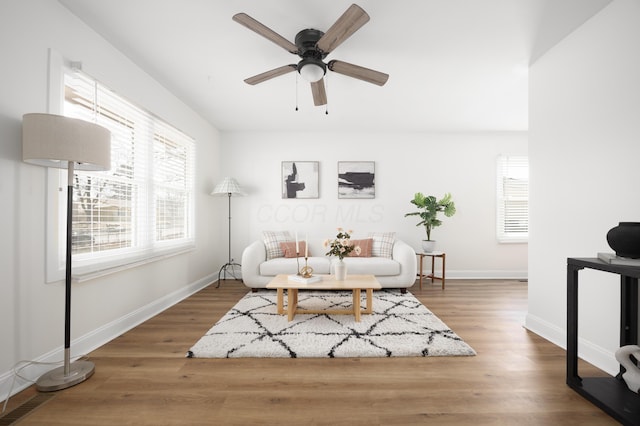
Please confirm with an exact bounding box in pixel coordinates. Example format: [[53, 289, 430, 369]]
[[0, 0, 223, 399], [527, 0, 640, 374], [221, 131, 528, 278]]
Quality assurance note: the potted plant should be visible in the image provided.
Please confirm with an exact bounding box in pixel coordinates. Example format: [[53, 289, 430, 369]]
[[405, 192, 456, 252]]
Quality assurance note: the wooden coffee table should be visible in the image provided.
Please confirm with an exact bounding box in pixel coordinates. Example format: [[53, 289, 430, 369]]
[[266, 274, 382, 322]]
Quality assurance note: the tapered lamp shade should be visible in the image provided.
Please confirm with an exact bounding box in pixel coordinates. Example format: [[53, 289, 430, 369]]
[[211, 177, 245, 196], [23, 113, 111, 171]]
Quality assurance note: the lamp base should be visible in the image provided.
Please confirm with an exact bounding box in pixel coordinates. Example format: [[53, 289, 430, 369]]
[[216, 262, 242, 287], [36, 360, 95, 392]]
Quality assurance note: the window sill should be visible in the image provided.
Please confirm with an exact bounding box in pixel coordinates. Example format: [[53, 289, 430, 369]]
[[498, 238, 528, 244], [70, 245, 194, 283]]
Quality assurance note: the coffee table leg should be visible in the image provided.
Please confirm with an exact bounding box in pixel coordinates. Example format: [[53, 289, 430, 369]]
[[365, 288, 373, 314], [276, 288, 284, 314], [353, 289, 361, 322], [288, 289, 297, 321]]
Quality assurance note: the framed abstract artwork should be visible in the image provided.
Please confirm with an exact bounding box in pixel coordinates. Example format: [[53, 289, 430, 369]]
[[338, 161, 375, 199], [282, 161, 319, 199]]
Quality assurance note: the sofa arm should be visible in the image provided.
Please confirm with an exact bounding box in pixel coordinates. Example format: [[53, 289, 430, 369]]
[[241, 240, 267, 288], [392, 240, 418, 287]]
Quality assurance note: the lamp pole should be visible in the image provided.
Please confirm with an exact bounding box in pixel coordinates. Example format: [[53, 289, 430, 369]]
[[212, 177, 244, 286], [226, 191, 232, 266]]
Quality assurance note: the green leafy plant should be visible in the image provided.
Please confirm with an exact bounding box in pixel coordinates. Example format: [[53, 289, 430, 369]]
[[405, 193, 456, 241]]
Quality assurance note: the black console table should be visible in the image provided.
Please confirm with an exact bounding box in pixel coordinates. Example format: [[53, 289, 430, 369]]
[[567, 257, 640, 425]]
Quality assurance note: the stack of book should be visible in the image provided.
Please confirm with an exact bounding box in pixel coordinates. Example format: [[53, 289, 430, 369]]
[[597, 252, 640, 266], [288, 274, 322, 284]]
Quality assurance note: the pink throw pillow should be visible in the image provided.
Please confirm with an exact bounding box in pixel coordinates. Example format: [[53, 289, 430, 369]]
[[280, 241, 308, 258], [347, 238, 373, 257]]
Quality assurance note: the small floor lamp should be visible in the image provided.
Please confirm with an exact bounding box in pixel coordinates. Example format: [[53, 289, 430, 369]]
[[22, 113, 111, 392], [211, 177, 245, 286]]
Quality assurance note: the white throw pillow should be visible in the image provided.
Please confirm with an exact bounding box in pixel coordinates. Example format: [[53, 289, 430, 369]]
[[368, 232, 395, 258], [263, 231, 292, 260]]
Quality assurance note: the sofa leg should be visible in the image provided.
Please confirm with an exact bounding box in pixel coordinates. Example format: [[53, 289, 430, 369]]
[[251, 288, 258, 293], [401, 288, 407, 294]]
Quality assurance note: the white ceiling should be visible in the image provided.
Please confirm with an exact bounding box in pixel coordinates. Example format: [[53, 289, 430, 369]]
[[58, 0, 611, 133]]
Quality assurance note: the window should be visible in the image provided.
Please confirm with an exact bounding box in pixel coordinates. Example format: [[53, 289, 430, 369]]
[[497, 155, 528, 243], [47, 68, 195, 281]]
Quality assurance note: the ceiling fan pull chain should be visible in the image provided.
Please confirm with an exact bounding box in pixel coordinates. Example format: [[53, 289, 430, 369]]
[[295, 72, 299, 111], [325, 74, 329, 115]]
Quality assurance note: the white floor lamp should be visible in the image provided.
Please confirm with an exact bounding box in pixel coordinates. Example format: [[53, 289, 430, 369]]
[[211, 177, 245, 286], [22, 113, 111, 392]]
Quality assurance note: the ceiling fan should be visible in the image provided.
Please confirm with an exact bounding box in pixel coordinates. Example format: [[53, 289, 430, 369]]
[[233, 4, 389, 107]]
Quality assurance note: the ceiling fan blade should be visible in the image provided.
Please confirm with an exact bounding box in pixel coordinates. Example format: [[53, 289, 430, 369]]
[[316, 4, 370, 54], [311, 79, 327, 106], [244, 65, 297, 85], [327, 60, 389, 86], [233, 13, 298, 54]]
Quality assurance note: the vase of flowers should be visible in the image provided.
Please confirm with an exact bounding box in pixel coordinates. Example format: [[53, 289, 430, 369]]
[[334, 260, 347, 281], [324, 228, 360, 280]]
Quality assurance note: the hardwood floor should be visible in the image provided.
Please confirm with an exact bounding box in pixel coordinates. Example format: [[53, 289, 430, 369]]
[[3, 279, 617, 425]]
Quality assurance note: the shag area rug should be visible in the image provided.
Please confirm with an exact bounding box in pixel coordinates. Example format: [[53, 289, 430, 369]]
[[187, 290, 476, 358]]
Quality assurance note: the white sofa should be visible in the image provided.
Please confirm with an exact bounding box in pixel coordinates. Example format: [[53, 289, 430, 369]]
[[241, 235, 417, 291]]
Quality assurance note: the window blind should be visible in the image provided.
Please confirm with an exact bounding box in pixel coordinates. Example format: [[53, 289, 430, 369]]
[[496, 155, 529, 242], [58, 70, 195, 274]]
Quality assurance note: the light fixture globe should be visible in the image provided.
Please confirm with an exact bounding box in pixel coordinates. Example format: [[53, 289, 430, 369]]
[[298, 58, 326, 83]]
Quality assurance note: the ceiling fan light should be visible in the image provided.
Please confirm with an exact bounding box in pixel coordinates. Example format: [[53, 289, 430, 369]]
[[298, 59, 326, 83]]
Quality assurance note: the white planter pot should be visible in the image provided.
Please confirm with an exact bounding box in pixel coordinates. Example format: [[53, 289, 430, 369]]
[[422, 240, 436, 253], [334, 260, 347, 281]]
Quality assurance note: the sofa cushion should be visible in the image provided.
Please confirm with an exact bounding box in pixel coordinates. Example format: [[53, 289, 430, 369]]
[[262, 231, 292, 260], [260, 257, 331, 276], [347, 238, 374, 257], [280, 241, 308, 258], [368, 232, 395, 258], [340, 257, 400, 276]]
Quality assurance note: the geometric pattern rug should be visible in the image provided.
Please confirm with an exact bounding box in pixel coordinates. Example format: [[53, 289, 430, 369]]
[[187, 290, 476, 358]]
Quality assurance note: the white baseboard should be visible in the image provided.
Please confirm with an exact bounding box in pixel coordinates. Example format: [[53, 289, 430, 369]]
[[524, 313, 565, 348], [524, 313, 619, 376], [0, 273, 216, 403], [445, 270, 528, 280]]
